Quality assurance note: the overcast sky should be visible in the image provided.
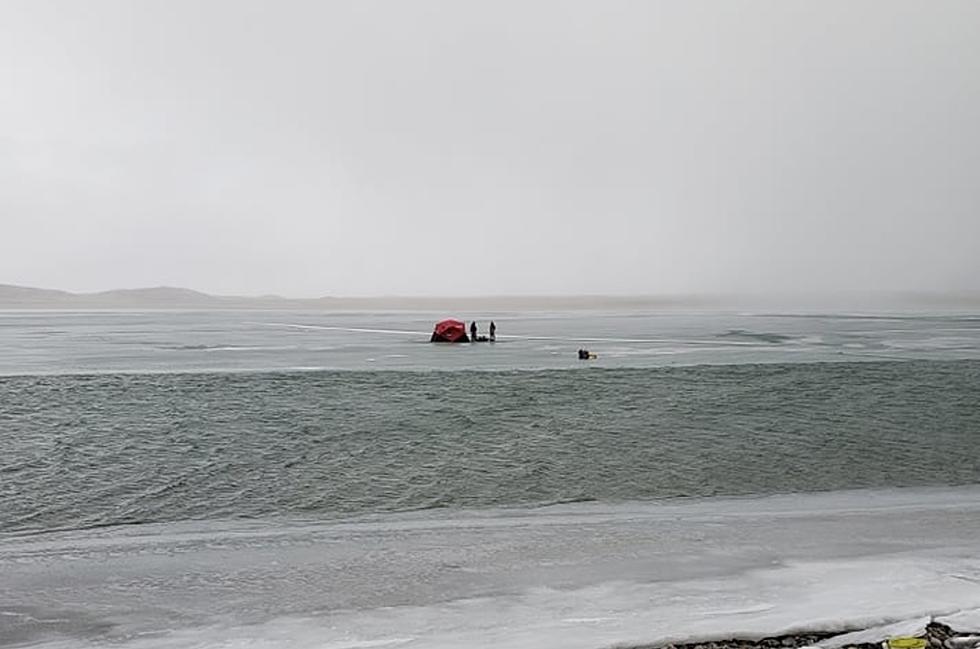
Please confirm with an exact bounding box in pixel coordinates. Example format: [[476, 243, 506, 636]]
[[1, 1, 978, 297]]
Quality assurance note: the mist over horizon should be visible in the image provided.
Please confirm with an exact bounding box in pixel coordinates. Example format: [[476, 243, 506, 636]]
[[2, 1, 979, 298]]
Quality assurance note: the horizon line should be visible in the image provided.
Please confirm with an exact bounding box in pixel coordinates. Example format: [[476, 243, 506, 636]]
[[3, 282, 980, 303]]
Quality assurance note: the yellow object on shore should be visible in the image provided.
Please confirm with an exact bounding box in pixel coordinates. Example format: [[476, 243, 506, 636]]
[[886, 637, 927, 649]]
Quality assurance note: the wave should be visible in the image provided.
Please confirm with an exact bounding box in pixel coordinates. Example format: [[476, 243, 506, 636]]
[[717, 329, 794, 344], [156, 344, 299, 352]]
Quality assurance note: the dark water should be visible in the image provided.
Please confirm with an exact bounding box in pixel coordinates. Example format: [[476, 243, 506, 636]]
[[3, 360, 979, 534]]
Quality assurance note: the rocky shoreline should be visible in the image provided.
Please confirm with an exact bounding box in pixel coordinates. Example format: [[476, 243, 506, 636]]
[[632, 622, 980, 649]]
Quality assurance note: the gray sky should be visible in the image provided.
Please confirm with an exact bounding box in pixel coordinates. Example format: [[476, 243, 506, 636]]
[[1, 0, 978, 297]]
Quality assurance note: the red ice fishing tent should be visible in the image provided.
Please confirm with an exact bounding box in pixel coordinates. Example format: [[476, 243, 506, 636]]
[[430, 318, 469, 343]]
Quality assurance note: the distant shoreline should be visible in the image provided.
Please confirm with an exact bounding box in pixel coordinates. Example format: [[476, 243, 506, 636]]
[[0, 284, 716, 311], [2, 283, 979, 311]]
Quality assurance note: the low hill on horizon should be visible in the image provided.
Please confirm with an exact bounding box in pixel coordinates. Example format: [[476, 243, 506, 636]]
[[0, 283, 714, 311], [1, 283, 978, 311]]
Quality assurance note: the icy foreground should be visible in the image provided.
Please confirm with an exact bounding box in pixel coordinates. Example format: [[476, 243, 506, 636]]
[[3, 488, 980, 649]]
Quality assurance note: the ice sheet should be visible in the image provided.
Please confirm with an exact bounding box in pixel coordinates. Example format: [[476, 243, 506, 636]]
[[3, 487, 980, 649], [938, 609, 980, 633]]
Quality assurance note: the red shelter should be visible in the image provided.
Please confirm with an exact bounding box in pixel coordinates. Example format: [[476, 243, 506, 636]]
[[430, 319, 469, 343]]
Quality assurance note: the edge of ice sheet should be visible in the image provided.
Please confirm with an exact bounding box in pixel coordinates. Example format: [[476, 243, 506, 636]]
[[6, 484, 980, 546], [939, 609, 980, 634], [805, 617, 930, 649]]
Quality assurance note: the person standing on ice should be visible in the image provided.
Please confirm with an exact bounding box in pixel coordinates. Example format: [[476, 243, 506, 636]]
[[470, 321, 478, 342], [489, 321, 496, 342]]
